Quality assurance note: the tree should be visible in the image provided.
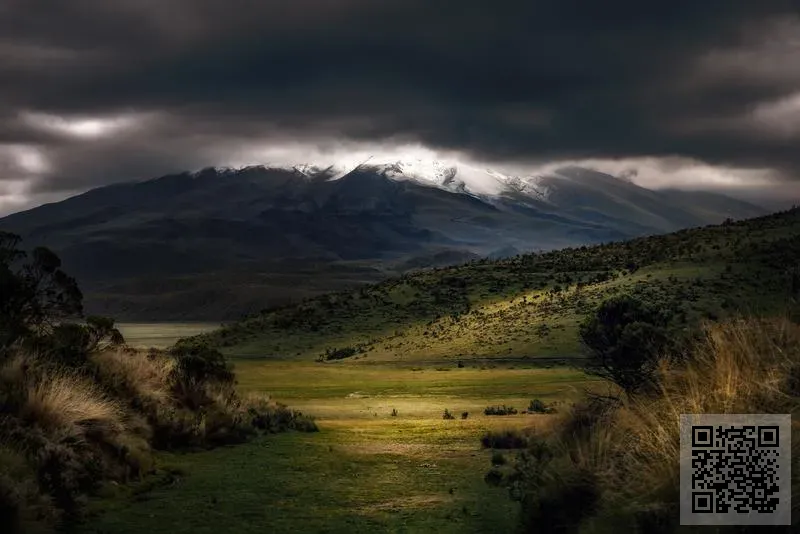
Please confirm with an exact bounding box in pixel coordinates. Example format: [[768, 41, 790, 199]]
[[0, 232, 122, 363], [579, 295, 671, 395], [1, 232, 83, 353]]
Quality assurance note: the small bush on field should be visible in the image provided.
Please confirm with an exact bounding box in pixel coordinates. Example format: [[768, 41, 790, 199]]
[[169, 344, 234, 385], [527, 399, 556, 414], [246, 396, 318, 434], [484, 405, 518, 416], [443, 409, 455, 420], [321, 346, 358, 361], [491, 451, 507, 466], [481, 429, 529, 449], [461, 411, 469, 420]]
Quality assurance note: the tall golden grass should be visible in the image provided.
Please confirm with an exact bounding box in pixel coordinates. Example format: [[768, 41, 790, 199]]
[[2, 342, 315, 532], [524, 317, 800, 531], [21, 372, 125, 434], [91, 349, 176, 406]]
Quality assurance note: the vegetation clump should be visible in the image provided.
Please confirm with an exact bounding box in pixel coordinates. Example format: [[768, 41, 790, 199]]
[[0, 232, 314, 533], [481, 429, 530, 449], [317, 345, 360, 361], [526, 399, 555, 414], [484, 405, 518, 416], [491, 316, 800, 532]]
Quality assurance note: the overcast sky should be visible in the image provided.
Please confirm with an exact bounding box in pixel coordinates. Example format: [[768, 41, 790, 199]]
[[1, 0, 799, 215]]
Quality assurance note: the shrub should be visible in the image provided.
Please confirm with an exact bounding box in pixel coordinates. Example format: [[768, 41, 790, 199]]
[[527, 399, 555, 414], [491, 451, 507, 466], [322, 346, 357, 361], [484, 405, 518, 416], [500, 317, 800, 532], [461, 411, 469, 420], [443, 409, 455, 420], [169, 344, 234, 385], [579, 295, 672, 394], [246, 397, 318, 434], [481, 429, 529, 449]]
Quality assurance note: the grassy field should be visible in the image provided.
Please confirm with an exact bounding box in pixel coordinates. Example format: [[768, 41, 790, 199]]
[[117, 323, 221, 348], [78, 360, 595, 533]]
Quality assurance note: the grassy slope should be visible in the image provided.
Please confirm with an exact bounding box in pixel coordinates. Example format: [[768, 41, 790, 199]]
[[189, 208, 800, 362], [78, 362, 593, 534]]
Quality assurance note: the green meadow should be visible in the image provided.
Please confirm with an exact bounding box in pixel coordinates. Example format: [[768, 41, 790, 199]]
[[78, 359, 593, 533], [116, 323, 221, 349]]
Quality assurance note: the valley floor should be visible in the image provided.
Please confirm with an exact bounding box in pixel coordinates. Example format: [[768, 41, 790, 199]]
[[77, 360, 594, 533], [116, 323, 221, 349]]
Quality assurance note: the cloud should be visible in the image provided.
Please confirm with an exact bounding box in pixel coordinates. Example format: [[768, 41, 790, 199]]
[[0, 0, 799, 213]]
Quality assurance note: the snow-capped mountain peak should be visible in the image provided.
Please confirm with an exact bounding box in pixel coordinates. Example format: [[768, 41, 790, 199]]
[[271, 156, 554, 202]]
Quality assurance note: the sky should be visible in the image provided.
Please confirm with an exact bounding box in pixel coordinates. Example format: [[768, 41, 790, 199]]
[[1, 0, 799, 215]]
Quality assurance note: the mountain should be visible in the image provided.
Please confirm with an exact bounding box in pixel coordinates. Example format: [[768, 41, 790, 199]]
[[0, 160, 768, 320]]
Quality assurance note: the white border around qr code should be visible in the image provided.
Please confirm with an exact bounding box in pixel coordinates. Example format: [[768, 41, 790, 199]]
[[680, 414, 791, 526]]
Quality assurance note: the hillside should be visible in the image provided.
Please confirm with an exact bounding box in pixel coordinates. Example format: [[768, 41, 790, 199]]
[[187, 207, 800, 361], [0, 163, 766, 320]]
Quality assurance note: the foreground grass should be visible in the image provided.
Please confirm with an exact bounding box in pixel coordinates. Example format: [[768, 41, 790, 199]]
[[491, 317, 800, 532], [78, 362, 593, 533]]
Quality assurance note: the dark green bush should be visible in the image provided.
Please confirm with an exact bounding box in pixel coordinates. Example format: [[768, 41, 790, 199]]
[[169, 344, 234, 385], [247, 401, 318, 434], [491, 451, 507, 466], [527, 399, 555, 414], [518, 467, 600, 534], [579, 295, 672, 394], [484, 405, 518, 416], [323, 346, 358, 361], [481, 429, 529, 449]]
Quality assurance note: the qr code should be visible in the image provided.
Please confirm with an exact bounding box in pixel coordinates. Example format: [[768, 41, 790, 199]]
[[680, 414, 791, 526]]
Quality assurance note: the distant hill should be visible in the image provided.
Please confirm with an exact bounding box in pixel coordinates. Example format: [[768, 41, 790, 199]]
[[0, 162, 768, 320], [184, 208, 800, 362]]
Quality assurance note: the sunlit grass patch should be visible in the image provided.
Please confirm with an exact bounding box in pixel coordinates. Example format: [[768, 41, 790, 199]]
[[76, 359, 586, 533], [117, 323, 220, 349]]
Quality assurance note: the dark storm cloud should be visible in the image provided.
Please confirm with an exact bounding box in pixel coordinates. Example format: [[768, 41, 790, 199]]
[[0, 0, 799, 208]]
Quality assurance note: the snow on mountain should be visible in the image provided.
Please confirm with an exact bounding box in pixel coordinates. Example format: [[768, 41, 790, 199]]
[[271, 156, 554, 202]]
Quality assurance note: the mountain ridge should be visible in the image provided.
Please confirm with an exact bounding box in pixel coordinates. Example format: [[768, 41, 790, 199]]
[[0, 161, 768, 320]]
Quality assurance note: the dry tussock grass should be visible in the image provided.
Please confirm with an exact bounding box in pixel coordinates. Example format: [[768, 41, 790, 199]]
[[547, 317, 800, 527], [91, 349, 175, 405], [20, 370, 125, 434]]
